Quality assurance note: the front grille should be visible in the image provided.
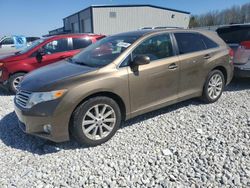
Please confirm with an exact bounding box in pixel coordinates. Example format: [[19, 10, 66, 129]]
[[15, 90, 32, 108]]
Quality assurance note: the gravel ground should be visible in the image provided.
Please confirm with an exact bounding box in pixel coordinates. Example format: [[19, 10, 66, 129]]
[[0, 79, 250, 188]]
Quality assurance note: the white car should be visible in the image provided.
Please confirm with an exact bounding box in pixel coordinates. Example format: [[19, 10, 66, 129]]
[[0, 36, 39, 55]]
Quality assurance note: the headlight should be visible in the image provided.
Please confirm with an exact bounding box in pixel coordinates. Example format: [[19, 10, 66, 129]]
[[26, 89, 67, 108]]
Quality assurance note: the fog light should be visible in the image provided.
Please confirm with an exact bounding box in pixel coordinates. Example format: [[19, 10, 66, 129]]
[[43, 124, 52, 134]]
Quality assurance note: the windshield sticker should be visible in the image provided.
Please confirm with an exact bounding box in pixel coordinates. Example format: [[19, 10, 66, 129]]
[[117, 42, 131, 48]]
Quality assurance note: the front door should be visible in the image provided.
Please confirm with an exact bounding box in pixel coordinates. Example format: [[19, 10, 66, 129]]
[[127, 33, 180, 115], [39, 38, 72, 66]]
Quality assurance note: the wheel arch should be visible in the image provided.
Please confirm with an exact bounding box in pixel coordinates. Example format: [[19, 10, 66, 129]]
[[211, 66, 227, 83], [69, 91, 127, 128], [9, 71, 28, 77]]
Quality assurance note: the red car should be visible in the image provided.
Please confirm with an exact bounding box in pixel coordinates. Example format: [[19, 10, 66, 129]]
[[0, 33, 105, 93]]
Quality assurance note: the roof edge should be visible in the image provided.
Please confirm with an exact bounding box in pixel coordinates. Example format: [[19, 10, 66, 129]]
[[63, 4, 190, 20]]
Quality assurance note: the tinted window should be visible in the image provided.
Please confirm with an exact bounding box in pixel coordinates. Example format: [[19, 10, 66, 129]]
[[174, 33, 206, 54], [133, 34, 174, 61], [217, 26, 250, 44], [43, 38, 70, 54], [1, 38, 14, 45], [72, 38, 92, 50], [200, 34, 218, 49]]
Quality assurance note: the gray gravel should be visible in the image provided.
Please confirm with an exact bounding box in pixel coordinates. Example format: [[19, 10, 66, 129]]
[[0, 79, 250, 188]]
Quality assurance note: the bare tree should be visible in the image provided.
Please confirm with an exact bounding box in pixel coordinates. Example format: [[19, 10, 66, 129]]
[[189, 2, 250, 28]]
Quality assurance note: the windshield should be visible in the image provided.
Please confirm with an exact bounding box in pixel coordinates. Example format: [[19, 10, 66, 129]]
[[70, 35, 140, 67], [18, 39, 45, 54]]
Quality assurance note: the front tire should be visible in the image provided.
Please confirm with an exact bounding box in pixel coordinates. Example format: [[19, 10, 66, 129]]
[[8, 73, 26, 94], [202, 70, 225, 103], [71, 96, 121, 146]]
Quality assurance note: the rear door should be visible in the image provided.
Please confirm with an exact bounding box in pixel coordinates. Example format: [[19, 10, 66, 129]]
[[174, 32, 213, 98]]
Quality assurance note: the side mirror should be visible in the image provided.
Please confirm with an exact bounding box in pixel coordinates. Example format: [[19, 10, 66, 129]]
[[36, 52, 43, 63], [130, 55, 150, 72], [36, 48, 45, 63]]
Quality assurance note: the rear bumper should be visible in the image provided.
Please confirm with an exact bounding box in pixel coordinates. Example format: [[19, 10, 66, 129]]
[[234, 62, 250, 78]]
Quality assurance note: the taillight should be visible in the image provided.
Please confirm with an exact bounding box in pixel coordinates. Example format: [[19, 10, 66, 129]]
[[229, 48, 234, 64], [240, 41, 250, 49]]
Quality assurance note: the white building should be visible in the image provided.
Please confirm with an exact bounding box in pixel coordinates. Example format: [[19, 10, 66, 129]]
[[50, 4, 190, 35]]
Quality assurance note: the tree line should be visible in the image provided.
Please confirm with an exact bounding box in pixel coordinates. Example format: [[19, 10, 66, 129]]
[[189, 2, 250, 28]]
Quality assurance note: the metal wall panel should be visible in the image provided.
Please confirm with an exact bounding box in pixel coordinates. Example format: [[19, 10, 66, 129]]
[[92, 7, 190, 35], [79, 8, 92, 33], [64, 14, 79, 32]]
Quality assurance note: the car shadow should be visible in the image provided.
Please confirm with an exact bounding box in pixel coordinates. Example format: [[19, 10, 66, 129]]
[[0, 99, 199, 155], [0, 112, 82, 155], [0, 86, 12, 96], [225, 77, 250, 92], [0, 78, 249, 155]]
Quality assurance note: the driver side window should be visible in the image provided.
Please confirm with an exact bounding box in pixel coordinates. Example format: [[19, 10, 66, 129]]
[[133, 34, 174, 61], [42, 38, 70, 54], [120, 34, 174, 67]]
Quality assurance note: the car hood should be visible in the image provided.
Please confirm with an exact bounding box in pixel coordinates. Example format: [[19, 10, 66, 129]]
[[20, 60, 98, 91], [0, 52, 25, 62]]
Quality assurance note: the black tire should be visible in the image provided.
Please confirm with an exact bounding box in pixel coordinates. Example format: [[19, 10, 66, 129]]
[[8, 73, 26, 94], [201, 70, 225, 103], [71, 96, 121, 146]]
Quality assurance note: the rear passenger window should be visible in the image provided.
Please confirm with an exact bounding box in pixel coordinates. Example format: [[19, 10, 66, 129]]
[[200, 34, 218, 49], [174, 33, 206, 54], [133, 34, 174, 61], [73, 38, 92, 50]]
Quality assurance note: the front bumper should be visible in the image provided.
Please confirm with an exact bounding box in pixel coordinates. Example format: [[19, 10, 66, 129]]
[[14, 99, 70, 142]]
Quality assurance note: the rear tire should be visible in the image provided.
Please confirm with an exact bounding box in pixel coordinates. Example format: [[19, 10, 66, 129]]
[[8, 73, 26, 94], [201, 70, 225, 103], [71, 96, 121, 146]]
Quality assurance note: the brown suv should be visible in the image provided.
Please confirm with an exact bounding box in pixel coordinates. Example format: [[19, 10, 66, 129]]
[[14, 29, 234, 146]]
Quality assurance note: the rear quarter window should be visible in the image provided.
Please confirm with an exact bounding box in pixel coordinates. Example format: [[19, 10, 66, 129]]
[[199, 34, 219, 49]]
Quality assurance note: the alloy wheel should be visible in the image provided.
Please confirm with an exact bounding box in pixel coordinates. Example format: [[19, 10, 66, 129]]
[[207, 73, 223, 100], [12, 76, 24, 91], [82, 104, 116, 140]]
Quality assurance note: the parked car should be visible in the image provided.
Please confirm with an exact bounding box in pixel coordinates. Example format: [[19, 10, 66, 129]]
[[0, 36, 40, 55], [0, 33, 105, 93], [14, 29, 233, 146], [216, 24, 250, 77]]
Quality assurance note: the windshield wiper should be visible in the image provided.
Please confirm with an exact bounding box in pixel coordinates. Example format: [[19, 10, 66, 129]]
[[68, 58, 89, 66]]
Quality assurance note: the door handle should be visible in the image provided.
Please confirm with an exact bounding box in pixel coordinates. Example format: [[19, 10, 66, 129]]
[[168, 63, 178, 70], [204, 54, 211, 59]]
